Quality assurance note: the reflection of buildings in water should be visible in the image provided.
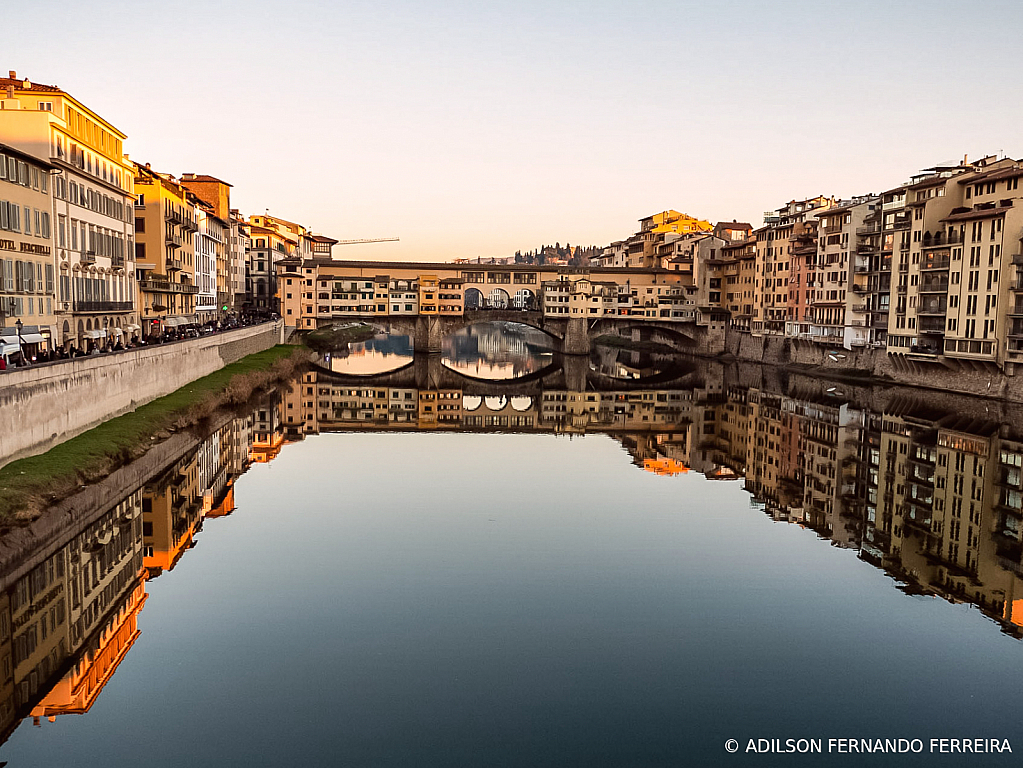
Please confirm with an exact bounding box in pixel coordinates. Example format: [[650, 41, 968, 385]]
[[0, 392, 284, 748], [279, 368, 1023, 638], [31, 578, 146, 722], [443, 323, 553, 379], [0, 395, 276, 747], [0, 489, 146, 743]]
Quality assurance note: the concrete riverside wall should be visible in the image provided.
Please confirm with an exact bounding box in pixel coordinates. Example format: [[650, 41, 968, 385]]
[[0, 428, 202, 594], [722, 328, 1023, 402], [0, 321, 284, 468]]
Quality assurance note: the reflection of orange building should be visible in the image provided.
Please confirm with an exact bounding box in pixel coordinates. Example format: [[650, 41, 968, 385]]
[[31, 580, 146, 720], [643, 458, 689, 476], [142, 458, 204, 577], [207, 482, 237, 518], [250, 428, 283, 463]]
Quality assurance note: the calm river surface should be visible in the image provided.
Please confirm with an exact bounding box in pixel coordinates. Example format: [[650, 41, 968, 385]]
[[2, 323, 1023, 767]]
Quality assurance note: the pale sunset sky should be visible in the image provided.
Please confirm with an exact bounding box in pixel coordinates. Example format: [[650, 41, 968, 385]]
[[8, 0, 1023, 261]]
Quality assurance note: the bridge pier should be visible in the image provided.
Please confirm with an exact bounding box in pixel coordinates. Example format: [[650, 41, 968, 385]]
[[561, 317, 591, 356], [414, 316, 445, 354], [562, 355, 589, 392]]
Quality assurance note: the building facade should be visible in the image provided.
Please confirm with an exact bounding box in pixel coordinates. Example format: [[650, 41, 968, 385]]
[[0, 72, 137, 349]]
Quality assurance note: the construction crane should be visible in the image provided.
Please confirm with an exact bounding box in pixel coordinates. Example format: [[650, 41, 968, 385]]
[[335, 237, 399, 245]]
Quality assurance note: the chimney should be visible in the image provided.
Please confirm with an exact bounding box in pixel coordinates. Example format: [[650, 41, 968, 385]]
[[7, 71, 15, 79]]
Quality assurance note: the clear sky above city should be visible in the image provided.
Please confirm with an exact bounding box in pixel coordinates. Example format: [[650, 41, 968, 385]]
[[9, 0, 1023, 260]]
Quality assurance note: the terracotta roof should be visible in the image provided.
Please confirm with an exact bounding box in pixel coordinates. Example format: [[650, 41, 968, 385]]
[[181, 173, 233, 187], [940, 205, 1013, 223], [0, 76, 61, 93], [957, 166, 1023, 185]]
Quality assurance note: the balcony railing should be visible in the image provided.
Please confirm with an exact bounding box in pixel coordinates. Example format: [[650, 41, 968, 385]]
[[919, 280, 949, 293], [138, 279, 199, 294], [72, 301, 134, 313], [921, 258, 951, 271], [917, 303, 947, 317], [79, 250, 96, 264], [921, 232, 962, 248], [856, 224, 880, 236], [166, 258, 185, 271]]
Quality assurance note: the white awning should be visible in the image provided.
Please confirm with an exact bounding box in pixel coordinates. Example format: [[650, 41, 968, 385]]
[[18, 333, 47, 344], [110, 327, 123, 336], [1, 343, 18, 356], [164, 318, 183, 327], [125, 324, 141, 332], [83, 329, 107, 340]]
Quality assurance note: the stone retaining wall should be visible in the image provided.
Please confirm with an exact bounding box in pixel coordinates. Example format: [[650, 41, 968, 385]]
[[722, 329, 1023, 402], [0, 321, 283, 467]]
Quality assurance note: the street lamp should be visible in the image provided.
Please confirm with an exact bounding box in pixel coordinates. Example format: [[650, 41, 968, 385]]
[[14, 318, 24, 365]]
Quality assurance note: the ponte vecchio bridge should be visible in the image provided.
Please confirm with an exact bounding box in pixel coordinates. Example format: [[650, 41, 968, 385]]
[[278, 260, 727, 354]]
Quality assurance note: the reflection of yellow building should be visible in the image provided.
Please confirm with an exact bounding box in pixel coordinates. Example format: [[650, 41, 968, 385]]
[[31, 579, 146, 720]]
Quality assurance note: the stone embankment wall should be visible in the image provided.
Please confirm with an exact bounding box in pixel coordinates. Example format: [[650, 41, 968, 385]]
[[0, 321, 283, 468], [721, 329, 1023, 402]]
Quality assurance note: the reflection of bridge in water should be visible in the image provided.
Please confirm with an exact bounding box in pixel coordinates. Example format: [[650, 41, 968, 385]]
[[313, 351, 703, 396]]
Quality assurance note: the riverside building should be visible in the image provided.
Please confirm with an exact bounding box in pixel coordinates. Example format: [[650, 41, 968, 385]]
[[0, 142, 57, 359], [0, 71, 137, 349], [132, 162, 199, 336]]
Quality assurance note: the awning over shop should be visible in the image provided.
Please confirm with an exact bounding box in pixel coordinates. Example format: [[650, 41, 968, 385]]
[[18, 333, 47, 345], [1, 343, 18, 357], [110, 327, 124, 337], [83, 329, 108, 340], [125, 324, 141, 332]]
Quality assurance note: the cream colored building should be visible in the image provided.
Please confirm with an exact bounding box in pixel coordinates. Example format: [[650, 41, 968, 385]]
[[0, 71, 137, 349], [0, 143, 57, 359]]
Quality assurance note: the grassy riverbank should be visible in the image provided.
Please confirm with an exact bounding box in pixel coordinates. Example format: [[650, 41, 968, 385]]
[[303, 323, 376, 353], [0, 345, 308, 525]]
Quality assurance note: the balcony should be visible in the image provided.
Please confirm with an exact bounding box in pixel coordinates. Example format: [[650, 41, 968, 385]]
[[165, 207, 198, 230], [80, 250, 96, 265], [920, 257, 951, 271], [854, 265, 871, 274], [918, 279, 949, 293], [72, 301, 134, 313], [166, 258, 185, 271], [921, 231, 962, 249], [138, 278, 199, 294], [850, 304, 870, 313], [852, 284, 868, 294], [1012, 254, 1023, 266], [917, 302, 947, 317], [166, 231, 184, 249], [857, 224, 881, 236]]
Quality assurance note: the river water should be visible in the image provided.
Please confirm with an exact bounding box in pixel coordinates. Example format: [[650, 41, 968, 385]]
[[2, 322, 1023, 767]]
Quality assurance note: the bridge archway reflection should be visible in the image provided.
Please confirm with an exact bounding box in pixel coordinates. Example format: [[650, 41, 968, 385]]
[[442, 321, 557, 381]]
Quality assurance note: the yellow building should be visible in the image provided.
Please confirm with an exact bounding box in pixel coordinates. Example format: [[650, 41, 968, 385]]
[[0, 71, 137, 348], [133, 162, 199, 336]]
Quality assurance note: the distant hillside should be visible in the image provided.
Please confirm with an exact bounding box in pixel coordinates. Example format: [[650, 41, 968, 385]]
[[514, 243, 602, 267]]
